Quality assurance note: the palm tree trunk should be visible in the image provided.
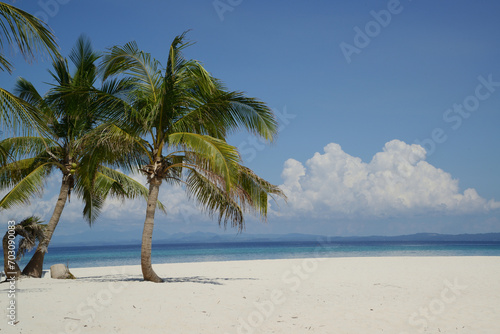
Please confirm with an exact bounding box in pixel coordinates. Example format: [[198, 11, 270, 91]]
[[3, 233, 21, 279], [141, 179, 163, 283], [22, 179, 70, 277]]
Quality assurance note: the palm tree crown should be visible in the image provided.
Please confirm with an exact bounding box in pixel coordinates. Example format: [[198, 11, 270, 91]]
[[2, 216, 45, 279]]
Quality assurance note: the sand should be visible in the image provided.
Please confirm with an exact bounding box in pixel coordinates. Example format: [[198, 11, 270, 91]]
[[1, 256, 499, 333]]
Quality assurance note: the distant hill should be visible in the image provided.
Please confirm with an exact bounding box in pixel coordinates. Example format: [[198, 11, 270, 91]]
[[154, 232, 500, 244], [51, 231, 500, 247]]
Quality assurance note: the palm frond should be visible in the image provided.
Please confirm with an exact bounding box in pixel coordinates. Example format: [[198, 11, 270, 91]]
[[185, 169, 244, 230], [48, 57, 71, 87], [13, 216, 46, 260], [0, 136, 59, 163], [78, 122, 150, 172], [235, 165, 285, 218], [69, 35, 100, 85], [0, 155, 53, 188], [0, 88, 48, 135], [101, 41, 162, 97], [175, 86, 279, 142], [0, 2, 59, 73], [168, 132, 241, 190], [77, 183, 104, 225], [14, 77, 46, 107], [0, 162, 52, 210]]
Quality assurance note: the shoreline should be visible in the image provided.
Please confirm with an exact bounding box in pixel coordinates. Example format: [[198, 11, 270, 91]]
[[2, 256, 500, 333]]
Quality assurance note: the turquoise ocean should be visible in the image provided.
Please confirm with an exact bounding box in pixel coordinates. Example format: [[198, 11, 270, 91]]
[[16, 240, 500, 270]]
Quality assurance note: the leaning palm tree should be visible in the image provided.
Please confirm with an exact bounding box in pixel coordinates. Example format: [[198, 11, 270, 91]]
[[2, 216, 45, 279], [1, 2, 59, 134], [101, 32, 284, 282], [0, 36, 160, 277]]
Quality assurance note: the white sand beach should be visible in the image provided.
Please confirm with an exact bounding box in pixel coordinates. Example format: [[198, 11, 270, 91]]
[[2, 256, 500, 333]]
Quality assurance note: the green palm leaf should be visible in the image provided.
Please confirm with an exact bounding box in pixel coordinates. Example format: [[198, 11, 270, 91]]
[[168, 132, 240, 189], [13, 216, 46, 260], [0, 88, 48, 135], [235, 165, 285, 217], [185, 169, 244, 230], [0, 2, 59, 73], [0, 162, 52, 210], [0, 136, 59, 163]]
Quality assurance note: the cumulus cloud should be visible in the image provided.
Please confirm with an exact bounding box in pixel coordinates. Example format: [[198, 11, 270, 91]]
[[278, 140, 500, 218]]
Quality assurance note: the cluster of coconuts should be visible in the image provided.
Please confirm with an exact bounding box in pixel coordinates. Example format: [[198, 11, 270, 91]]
[[68, 162, 77, 174]]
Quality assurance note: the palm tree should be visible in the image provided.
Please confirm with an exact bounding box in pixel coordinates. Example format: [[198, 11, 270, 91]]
[[1, 2, 59, 134], [0, 36, 160, 277], [2, 216, 45, 279], [101, 32, 284, 282]]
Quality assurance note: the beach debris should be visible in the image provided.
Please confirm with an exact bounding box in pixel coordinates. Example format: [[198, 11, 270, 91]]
[[50, 264, 75, 279]]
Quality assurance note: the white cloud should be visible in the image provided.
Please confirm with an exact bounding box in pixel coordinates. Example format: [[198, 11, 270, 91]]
[[278, 140, 500, 218], [0, 167, 207, 231], [100, 172, 204, 225], [4, 140, 498, 237]]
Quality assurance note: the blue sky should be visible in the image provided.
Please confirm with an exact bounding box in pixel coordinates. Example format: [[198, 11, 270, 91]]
[[1, 0, 500, 242]]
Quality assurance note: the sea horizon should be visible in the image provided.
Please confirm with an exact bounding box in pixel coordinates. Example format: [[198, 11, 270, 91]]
[[14, 237, 500, 271]]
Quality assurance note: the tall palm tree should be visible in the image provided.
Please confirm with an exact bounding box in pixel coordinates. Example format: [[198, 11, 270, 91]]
[[2, 216, 45, 279], [101, 32, 284, 282], [0, 36, 161, 277], [1, 1, 59, 134]]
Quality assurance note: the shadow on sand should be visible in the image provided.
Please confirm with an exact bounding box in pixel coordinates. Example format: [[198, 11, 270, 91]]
[[74, 274, 258, 285]]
